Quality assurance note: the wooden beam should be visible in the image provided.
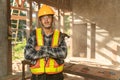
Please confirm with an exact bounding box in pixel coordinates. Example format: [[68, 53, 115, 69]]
[[11, 15, 27, 20], [7, 0, 12, 75], [33, 0, 71, 11], [29, 0, 32, 31]]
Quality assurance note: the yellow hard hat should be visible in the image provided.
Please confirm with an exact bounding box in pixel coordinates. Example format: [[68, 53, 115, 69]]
[[38, 4, 54, 17]]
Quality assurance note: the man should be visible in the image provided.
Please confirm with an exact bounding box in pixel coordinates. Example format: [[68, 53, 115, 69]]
[[24, 4, 67, 80]]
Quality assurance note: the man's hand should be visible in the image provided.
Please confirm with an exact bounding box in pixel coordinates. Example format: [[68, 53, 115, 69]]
[[35, 46, 41, 51]]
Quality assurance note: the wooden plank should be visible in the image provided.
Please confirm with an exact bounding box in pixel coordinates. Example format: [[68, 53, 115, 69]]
[[11, 6, 28, 11], [11, 15, 27, 20], [64, 62, 120, 80]]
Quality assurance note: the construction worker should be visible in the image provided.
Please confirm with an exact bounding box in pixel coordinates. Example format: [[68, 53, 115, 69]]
[[24, 4, 67, 80]]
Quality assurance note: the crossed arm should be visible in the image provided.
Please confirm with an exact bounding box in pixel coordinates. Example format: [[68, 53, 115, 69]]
[[24, 31, 67, 61]]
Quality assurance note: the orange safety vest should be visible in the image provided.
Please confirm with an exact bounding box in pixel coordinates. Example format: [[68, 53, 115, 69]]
[[30, 28, 64, 74]]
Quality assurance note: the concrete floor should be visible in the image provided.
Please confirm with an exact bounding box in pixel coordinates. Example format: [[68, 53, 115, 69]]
[[0, 73, 85, 80], [64, 73, 85, 80]]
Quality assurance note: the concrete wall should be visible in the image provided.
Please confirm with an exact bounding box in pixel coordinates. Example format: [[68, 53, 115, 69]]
[[0, 0, 11, 77], [72, 0, 120, 64]]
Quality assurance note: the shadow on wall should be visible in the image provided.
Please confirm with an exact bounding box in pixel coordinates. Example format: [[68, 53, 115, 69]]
[[73, 0, 120, 37], [72, 9, 120, 65]]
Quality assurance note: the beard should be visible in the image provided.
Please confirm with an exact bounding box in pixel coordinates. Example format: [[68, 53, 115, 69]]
[[41, 21, 53, 29], [39, 17, 54, 29], [42, 23, 52, 29]]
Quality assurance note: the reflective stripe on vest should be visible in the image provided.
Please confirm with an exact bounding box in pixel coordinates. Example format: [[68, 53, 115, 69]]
[[30, 58, 45, 74], [52, 29, 60, 47], [36, 28, 44, 46], [30, 28, 64, 74]]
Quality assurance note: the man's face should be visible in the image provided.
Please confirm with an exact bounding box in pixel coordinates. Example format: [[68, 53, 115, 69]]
[[40, 15, 53, 29]]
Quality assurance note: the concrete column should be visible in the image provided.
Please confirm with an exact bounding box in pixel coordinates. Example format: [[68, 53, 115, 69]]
[[0, 0, 11, 77], [72, 23, 87, 57], [90, 23, 96, 58], [87, 23, 96, 59]]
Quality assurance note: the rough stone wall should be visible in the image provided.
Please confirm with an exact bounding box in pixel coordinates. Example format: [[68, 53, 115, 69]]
[[72, 0, 120, 64]]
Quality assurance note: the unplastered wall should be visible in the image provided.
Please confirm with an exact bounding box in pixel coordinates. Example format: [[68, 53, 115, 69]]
[[0, 0, 10, 77], [72, 0, 120, 64]]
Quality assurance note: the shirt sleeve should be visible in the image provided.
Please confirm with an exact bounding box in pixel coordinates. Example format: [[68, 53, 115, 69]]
[[24, 30, 47, 60], [40, 34, 67, 60]]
